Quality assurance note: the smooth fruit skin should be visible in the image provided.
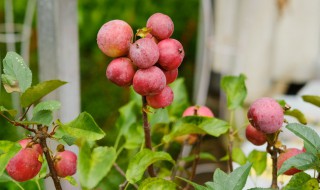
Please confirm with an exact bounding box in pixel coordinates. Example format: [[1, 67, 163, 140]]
[[6, 148, 42, 182], [247, 97, 284, 134], [146, 13, 174, 40], [182, 105, 214, 117], [129, 38, 159, 69], [133, 66, 166, 96], [146, 86, 174, 109], [158, 39, 185, 71], [163, 68, 178, 84], [106, 57, 135, 86], [19, 138, 43, 155], [54, 150, 77, 178], [277, 148, 304, 175], [245, 124, 267, 146], [97, 20, 133, 57]]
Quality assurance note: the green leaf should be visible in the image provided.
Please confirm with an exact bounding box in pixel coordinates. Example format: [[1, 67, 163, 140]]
[[20, 80, 67, 107], [163, 116, 229, 143], [78, 140, 116, 189], [150, 108, 170, 127], [286, 123, 320, 153], [182, 152, 217, 163], [1, 74, 20, 93], [232, 147, 247, 165], [168, 78, 190, 119], [31, 110, 53, 126], [221, 74, 247, 110], [212, 162, 252, 190], [138, 177, 176, 190], [33, 100, 61, 113], [302, 95, 320, 108], [59, 112, 105, 142], [248, 188, 275, 190], [0, 106, 17, 117], [278, 153, 318, 175], [64, 176, 78, 186], [283, 172, 311, 190], [176, 176, 208, 190], [248, 150, 267, 175], [116, 101, 138, 136], [123, 123, 144, 149], [285, 109, 307, 125], [302, 178, 319, 190], [0, 141, 21, 176], [2, 52, 32, 92], [126, 149, 175, 183]]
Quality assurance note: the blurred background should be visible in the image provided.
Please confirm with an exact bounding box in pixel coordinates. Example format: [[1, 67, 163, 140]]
[[1, 0, 320, 189]]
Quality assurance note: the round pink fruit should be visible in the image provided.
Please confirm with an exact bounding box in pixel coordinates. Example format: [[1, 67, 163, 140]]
[[6, 148, 42, 182], [146, 86, 174, 109], [277, 148, 304, 175], [163, 68, 178, 84], [158, 39, 185, 71], [106, 57, 135, 86], [245, 124, 267, 146], [97, 20, 133, 57], [183, 106, 214, 117], [146, 13, 174, 40], [54, 150, 77, 178], [247, 97, 284, 134], [129, 38, 159, 69], [19, 138, 43, 155], [133, 66, 166, 96]]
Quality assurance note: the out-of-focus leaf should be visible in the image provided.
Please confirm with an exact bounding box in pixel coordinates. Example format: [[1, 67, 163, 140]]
[[248, 150, 267, 175], [0, 141, 21, 176], [302, 95, 320, 108], [278, 153, 318, 175], [283, 172, 311, 190], [221, 74, 247, 110], [0, 106, 17, 117], [285, 109, 307, 125], [138, 177, 176, 190]]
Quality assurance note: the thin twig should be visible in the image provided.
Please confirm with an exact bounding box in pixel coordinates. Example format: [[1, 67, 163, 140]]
[[0, 112, 37, 133], [142, 96, 156, 177], [19, 105, 31, 121], [114, 163, 138, 189]]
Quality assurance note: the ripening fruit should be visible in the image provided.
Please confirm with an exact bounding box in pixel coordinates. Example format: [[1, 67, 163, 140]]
[[245, 124, 267, 146], [129, 38, 159, 69], [146, 86, 174, 109], [247, 97, 284, 134], [19, 138, 43, 155], [54, 150, 77, 178], [106, 57, 135, 86], [6, 148, 42, 182], [277, 148, 304, 175], [133, 66, 166, 96], [146, 13, 174, 40], [163, 68, 178, 84], [97, 20, 133, 57], [158, 39, 185, 71], [182, 105, 214, 117]]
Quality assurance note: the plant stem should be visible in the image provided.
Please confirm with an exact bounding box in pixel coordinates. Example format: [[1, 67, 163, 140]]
[[37, 126, 62, 190], [227, 111, 234, 172], [266, 139, 279, 189], [142, 96, 156, 177], [114, 163, 138, 189], [0, 112, 36, 133]]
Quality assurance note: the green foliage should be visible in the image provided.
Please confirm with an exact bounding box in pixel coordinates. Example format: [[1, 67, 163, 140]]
[[283, 172, 314, 190], [126, 149, 175, 183], [78, 140, 116, 189], [138, 177, 176, 190], [285, 109, 307, 125], [302, 95, 320, 108], [1, 52, 32, 93], [0, 106, 17, 117], [248, 150, 267, 175], [0, 141, 21, 176], [221, 74, 247, 110]]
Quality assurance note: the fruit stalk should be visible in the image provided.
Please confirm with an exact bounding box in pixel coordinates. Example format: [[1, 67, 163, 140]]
[[266, 139, 278, 189], [38, 126, 62, 190], [142, 96, 156, 177]]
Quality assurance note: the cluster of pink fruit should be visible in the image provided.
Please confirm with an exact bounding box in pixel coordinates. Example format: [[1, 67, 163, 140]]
[[97, 13, 185, 109], [6, 138, 77, 182], [245, 97, 304, 175]]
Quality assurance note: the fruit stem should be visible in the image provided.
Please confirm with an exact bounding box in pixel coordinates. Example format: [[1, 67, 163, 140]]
[[227, 110, 235, 172], [142, 96, 156, 177], [266, 135, 279, 189], [37, 126, 62, 190]]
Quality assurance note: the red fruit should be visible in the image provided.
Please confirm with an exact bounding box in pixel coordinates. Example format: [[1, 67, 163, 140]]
[[247, 97, 284, 134], [97, 20, 133, 57], [19, 138, 43, 155], [146, 86, 174, 109], [129, 38, 159, 69], [277, 148, 304, 175], [146, 13, 174, 40], [106, 57, 135, 86], [6, 148, 42, 182], [158, 39, 185, 71], [163, 68, 178, 84], [54, 150, 77, 178], [133, 66, 166, 96], [182, 105, 214, 117], [245, 124, 267, 146]]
